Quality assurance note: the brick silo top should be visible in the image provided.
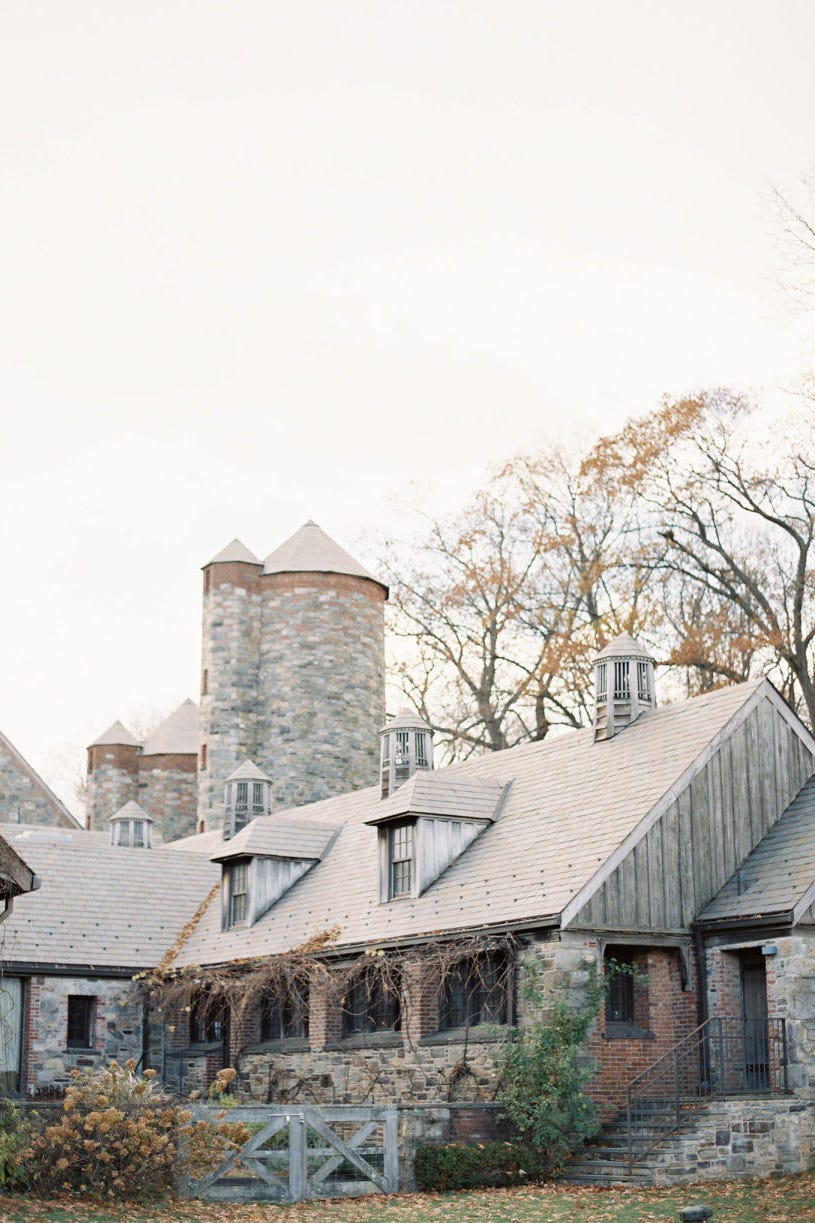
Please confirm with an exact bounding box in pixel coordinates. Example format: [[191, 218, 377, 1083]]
[[262, 520, 387, 593]]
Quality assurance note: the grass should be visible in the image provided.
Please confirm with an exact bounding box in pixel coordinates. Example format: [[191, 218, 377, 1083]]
[[1, 1173, 814, 1223]]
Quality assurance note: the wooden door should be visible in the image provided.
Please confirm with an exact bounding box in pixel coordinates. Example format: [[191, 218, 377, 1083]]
[[741, 954, 769, 1090]]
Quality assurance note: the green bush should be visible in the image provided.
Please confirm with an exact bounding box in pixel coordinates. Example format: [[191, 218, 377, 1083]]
[[415, 1141, 548, 1191], [22, 1060, 249, 1202], [0, 1099, 31, 1192]]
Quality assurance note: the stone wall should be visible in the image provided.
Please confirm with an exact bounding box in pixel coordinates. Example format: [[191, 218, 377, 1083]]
[[138, 756, 198, 841], [23, 975, 143, 1094], [762, 928, 815, 1098], [198, 560, 263, 828], [643, 1097, 815, 1183], [0, 735, 76, 827]]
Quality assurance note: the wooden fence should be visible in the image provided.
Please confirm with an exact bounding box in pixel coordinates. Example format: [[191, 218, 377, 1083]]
[[184, 1104, 399, 1203]]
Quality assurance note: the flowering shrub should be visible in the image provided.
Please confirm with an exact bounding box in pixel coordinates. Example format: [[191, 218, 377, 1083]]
[[23, 1060, 249, 1202]]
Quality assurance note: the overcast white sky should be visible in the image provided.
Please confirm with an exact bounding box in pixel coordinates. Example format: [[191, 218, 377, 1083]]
[[2, 1, 815, 810]]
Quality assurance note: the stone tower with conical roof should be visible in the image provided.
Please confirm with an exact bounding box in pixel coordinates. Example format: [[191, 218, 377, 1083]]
[[198, 522, 388, 829]]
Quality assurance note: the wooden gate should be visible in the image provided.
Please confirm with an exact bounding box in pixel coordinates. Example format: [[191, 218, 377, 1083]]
[[185, 1105, 399, 1202]]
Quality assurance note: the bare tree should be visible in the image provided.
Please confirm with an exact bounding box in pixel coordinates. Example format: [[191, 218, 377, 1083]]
[[587, 390, 815, 726]]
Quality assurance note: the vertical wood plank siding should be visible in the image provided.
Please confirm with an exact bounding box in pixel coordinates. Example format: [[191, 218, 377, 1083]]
[[574, 703, 815, 931]]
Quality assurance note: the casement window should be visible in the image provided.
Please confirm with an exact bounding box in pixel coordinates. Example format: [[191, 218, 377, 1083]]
[[227, 861, 249, 927], [67, 996, 95, 1049], [439, 954, 508, 1030], [189, 995, 226, 1045], [260, 983, 309, 1041], [342, 970, 401, 1036], [389, 822, 414, 898]]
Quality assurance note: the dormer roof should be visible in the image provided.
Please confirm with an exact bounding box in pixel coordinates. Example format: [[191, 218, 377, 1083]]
[[109, 801, 153, 825], [366, 774, 510, 827], [262, 520, 386, 592], [595, 633, 655, 661], [205, 538, 261, 566], [225, 760, 273, 784], [89, 720, 140, 748], [142, 700, 199, 756], [211, 816, 339, 863]]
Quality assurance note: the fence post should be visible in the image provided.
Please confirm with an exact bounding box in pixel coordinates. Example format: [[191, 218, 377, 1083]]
[[289, 1112, 306, 1203], [781, 1019, 789, 1093], [384, 1108, 399, 1192]]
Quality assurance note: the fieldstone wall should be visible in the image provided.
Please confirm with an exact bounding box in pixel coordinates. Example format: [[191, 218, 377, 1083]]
[[256, 573, 385, 809], [138, 756, 198, 841], [0, 736, 76, 827], [764, 929, 815, 1099], [23, 976, 142, 1094], [198, 560, 263, 828], [643, 1097, 815, 1183]]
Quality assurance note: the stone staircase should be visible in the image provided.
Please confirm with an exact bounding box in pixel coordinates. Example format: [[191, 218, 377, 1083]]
[[560, 1102, 692, 1186]]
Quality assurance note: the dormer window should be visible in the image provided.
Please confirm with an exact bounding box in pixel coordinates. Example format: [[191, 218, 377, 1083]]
[[227, 860, 249, 926], [389, 823, 414, 898]]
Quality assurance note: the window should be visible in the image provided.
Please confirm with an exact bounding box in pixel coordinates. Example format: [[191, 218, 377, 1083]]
[[440, 954, 508, 1030], [189, 996, 226, 1045], [416, 732, 429, 768], [389, 822, 414, 898], [235, 781, 249, 830], [604, 951, 641, 1028], [132, 820, 145, 848], [342, 970, 400, 1036], [0, 977, 23, 1092], [252, 782, 265, 816], [67, 996, 95, 1049], [228, 861, 249, 926], [613, 659, 630, 700], [260, 983, 309, 1041], [394, 730, 411, 785], [596, 661, 607, 702], [201, 668, 209, 695], [200, 743, 208, 769], [637, 660, 650, 702]]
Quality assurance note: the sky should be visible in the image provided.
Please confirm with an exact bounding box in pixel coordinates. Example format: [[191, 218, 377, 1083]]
[[2, 0, 815, 812]]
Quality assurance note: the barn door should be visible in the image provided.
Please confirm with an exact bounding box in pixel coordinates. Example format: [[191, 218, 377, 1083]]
[[740, 953, 769, 1090]]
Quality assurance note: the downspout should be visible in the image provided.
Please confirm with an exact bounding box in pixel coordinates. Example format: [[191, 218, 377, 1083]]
[[693, 923, 708, 1028]]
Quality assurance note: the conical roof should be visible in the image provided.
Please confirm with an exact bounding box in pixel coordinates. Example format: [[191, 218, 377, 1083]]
[[89, 720, 140, 749], [381, 707, 434, 734], [262, 521, 386, 591], [595, 633, 656, 662], [142, 700, 199, 756], [109, 800, 153, 824], [225, 759, 273, 783], [205, 538, 261, 566]]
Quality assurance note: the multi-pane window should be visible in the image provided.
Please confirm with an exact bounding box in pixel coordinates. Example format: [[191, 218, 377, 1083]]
[[260, 984, 309, 1041], [189, 996, 226, 1045], [132, 820, 145, 848], [605, 952, 638, 1025], [389, 823, 414, 898], [439, 955, 508, 1030], [342, 971, 401, 1036], [228, 861, 249, 926], [252, 782, 265, 816], [637, 661, 650, 703], [66, 996, 95, 1048], [596, 661, 607, 702], [613, 659, 630, 700], [415, 732, 428, 768]]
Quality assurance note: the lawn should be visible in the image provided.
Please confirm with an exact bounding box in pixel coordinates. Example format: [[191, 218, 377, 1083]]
[[1, 1175, 814, 1223]]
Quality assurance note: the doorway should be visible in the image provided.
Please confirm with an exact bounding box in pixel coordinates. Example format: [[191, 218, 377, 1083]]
[[740, 951, 769, 1090]]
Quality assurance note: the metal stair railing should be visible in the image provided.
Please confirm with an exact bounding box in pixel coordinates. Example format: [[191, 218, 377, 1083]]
[[625, 1016, 787, 1170]]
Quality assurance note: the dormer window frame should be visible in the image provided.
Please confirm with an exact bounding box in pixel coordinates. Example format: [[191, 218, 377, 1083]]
[[224, 857, 251, 928], [389, 822, 414, 898]]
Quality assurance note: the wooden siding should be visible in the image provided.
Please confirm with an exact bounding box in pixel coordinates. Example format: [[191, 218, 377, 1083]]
[[572, 698, 815, 933], [416, 818, 485, 895]]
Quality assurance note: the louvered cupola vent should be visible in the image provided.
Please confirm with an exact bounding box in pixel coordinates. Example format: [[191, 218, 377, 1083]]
[[109, 801, 153, 848], [594, 634, 656, 742], [223, 760, 273, 840], [380, 709, 434, 798]]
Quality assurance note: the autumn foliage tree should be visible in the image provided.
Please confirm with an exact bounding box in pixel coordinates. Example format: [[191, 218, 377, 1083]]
[[388, 390, 815, 754]]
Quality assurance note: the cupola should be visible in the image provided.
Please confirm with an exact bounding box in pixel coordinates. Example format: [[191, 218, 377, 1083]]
[[594, 634, 656, 742], [380, 709, 434, 798], [108, 801, 153, 848], [223, 760, 273, 840]]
